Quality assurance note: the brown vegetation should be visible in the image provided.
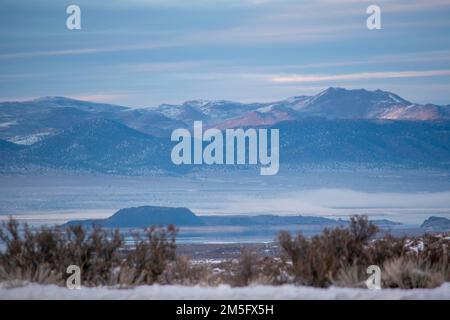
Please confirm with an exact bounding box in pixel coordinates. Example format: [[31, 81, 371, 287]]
[[0, 216, 448, 289], [278, 216, 449, 288]]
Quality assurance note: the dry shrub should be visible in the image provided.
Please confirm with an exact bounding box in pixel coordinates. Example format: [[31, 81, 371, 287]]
[[0, 264, 64, 288], [367, 234, 408, 265], [378, 233, 449, 288], [232, 249, 288, 286], [279, 216, 449, 289], [160, 255, 212, 285], [233, 249, 259, 286], [419, 234, 449, 281], [121, 224, 177, 285], [0, 218, 178, 287], [1, 216, 448, 289], [333, 264, 367, 288], [256, 257, 290, 285], [0, 219, 123, 286], [278, 215, 378, 287], [0, 219, 122, 285]]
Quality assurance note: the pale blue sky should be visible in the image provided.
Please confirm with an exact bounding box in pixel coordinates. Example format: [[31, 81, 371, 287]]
[[1, 0, 450, 107]]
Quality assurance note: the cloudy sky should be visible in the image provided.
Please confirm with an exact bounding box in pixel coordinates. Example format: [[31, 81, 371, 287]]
[[1, 0, 450, 107]]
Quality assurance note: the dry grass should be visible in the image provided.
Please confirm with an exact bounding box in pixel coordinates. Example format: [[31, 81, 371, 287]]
[[382, 257, 445, 289]]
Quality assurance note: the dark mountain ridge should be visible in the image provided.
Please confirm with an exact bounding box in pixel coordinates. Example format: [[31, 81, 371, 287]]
[[1, 88, 450, 174], [63, 205, 405, 229], [2, 117, 450, 173], [65, 206, 205, 227], [2, 88, 449, 144], [8, 119, 175, 174]]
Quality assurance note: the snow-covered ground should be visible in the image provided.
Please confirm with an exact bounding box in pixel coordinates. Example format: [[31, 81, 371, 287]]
[[1, 283, 449, 300]]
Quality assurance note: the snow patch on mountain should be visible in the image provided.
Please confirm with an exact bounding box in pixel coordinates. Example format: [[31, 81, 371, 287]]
[[9, 132, 54, 145]]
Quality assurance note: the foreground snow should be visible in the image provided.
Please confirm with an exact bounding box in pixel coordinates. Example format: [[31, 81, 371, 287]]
[[0, 283, 449, 300]]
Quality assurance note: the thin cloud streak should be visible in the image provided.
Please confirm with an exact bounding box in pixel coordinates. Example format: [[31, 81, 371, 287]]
[[0, 21, 360, 61], [271, 70, 450, 83], [0, 41, 181, 60], [4, 0, 448, 61]]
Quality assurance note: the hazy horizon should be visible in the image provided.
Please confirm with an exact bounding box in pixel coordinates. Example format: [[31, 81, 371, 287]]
[[1, 86, 449, 110]]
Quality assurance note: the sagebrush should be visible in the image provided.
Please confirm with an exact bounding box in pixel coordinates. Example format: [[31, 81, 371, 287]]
[[0, 216, 448, 289]]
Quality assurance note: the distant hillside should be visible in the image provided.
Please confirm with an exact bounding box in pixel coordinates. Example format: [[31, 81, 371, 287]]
[[421, 216, 450, 231], [0, 138, 25, 152], [0, 97, 126, 143], [0, 96, 182, 142], [201, 215, 341, 226], [64, 206, 403, 229], [2, 117, 450, 173], [15, 119, 175, 174], [278, 118, 450, 169], [0, 139, 25, 166], [65, 206, 205, 228]]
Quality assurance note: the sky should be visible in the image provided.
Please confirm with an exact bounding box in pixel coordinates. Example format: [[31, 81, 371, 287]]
[[1, 0, 450, 107]]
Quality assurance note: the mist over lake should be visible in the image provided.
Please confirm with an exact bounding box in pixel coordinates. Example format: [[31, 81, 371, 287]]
[[1, 168, 449, 227]]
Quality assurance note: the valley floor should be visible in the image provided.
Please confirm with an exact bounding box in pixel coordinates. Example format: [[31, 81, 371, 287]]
[[1, 283, 449, 300]]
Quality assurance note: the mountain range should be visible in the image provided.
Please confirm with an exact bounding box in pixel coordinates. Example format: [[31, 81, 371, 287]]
[[1, 87, 449, 143], [1, 88, 449, 174]]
